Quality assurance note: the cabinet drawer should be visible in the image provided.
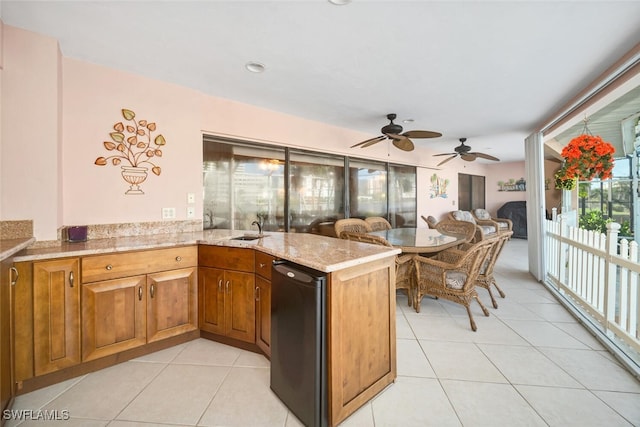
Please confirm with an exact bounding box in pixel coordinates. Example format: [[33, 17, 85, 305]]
[[82, 246, 197, 283], [198, 246, 255, 273], [255, 251, 276, 280]]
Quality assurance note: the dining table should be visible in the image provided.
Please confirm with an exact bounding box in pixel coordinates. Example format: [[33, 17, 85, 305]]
[[368, 227, 469, 254]]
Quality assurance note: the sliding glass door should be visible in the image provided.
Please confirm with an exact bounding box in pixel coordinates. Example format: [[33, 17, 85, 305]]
[[203, 137, 416, 233]]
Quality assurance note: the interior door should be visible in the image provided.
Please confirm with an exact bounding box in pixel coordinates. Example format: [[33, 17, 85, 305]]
[[458, 173, 486, 211]]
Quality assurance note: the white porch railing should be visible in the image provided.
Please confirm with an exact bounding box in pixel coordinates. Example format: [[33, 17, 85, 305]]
[[544, 211, 640, 358]]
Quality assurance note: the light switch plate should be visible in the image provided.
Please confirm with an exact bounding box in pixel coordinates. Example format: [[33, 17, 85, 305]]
[[187, 207, 195, 218], [187, 193, 195, 204]]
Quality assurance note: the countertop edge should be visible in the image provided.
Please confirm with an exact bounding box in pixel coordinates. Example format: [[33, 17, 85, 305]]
[[11, 232, 400, 273], [0, 237, 37, 261]]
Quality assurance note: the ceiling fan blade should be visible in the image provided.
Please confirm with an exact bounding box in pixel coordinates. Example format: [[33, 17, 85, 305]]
[[403, 130, 442, 139], [473, 152, 500, 161], [392, 137, 414, 151], [350, 135, 385, 148], [352, 135, 386, 148], [433, 152, 456, 157], [461, 153, 477, 161], [437, 154, 458, 166]]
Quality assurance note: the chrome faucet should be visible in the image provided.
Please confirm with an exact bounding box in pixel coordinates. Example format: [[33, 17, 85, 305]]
[[251, 220, 263, 235]]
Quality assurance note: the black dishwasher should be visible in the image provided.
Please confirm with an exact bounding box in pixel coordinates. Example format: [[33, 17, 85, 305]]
[[270, 261, 328, 427]]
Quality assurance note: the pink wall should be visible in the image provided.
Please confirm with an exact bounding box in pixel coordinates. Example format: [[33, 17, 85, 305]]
[[62, 59, 205, 225], [1, 26, 61, 240], [2, 25, 528, 240], [485, 161, 526, 216]]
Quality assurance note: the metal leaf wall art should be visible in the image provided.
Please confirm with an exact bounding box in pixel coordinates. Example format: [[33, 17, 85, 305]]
[[94, 108, 167, 195]]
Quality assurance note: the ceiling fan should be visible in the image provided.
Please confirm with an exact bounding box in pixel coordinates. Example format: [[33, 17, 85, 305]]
[[434, 138, 500, 166], [351, 113, 442, 152]]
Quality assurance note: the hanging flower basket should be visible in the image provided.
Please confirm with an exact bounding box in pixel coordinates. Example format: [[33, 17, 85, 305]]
[[554, 172, 576, 190], [554, 134, 614, 190]]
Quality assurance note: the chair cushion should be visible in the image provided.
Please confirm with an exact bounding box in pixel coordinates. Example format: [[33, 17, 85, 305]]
[[452, 210, 476, 224], [480, 225, 496, 235], [445, 271, 467, 290], [474, 209, 491, 220], [497, 221, 509, 229]]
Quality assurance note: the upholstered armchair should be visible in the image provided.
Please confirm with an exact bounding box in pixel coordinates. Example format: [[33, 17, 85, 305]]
[[472, 208, 513, 233], [447, 210, 499, 241]]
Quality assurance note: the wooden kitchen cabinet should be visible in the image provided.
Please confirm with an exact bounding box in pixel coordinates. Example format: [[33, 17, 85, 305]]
[[198, 246, 255, 343], [81, 247, 197, 360], [147, 267, 197, 343], [33, 258, 81, 376], [81, 275, 147, 361], [1, 258, 16, 419], [254, 251, 275, 357]]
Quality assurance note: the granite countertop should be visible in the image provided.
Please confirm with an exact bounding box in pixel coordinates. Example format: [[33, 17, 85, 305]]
[[11, 230, 400, 273], [0, 237, 37, 261]]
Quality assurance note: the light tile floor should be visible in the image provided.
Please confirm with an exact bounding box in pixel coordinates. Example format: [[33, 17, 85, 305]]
[[6, 239, 640, 426]]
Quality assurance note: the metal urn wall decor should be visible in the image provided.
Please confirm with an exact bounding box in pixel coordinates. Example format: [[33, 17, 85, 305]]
[[94, 109, 167, 195]]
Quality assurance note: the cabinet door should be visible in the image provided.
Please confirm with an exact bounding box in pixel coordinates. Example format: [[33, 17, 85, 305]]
[[198, 267, 226, 335], [255, 276, 271, 356], [147, 267, 197, 343], [33, 258, 80, 376], [225, 271, 256, 343], [1, 259, 14, 413], [82, 276, 147, 361]]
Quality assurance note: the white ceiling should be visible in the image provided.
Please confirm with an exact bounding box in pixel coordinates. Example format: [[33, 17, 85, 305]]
[[3, 0, 640, 163]]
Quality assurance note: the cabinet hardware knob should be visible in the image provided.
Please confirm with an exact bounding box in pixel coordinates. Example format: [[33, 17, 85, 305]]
[[255, 286, 260, 301], [9, 267, 18, 286], [138, 286, 143, 301], [225, 280, 230, 293], [69, 271, 74, 288], [218, 279, 222, 291], [106, 264, 113, 270], [175, 256, 182, 262], [150, 284, 155, 298], [259, 263, 266, 268]]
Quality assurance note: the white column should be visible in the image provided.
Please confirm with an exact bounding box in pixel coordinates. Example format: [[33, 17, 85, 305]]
[[525, 132, 546, 281]]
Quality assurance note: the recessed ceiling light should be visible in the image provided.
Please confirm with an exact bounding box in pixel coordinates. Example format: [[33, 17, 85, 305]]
[[328, 0, 352, 5], [245, 62, 266, 73]]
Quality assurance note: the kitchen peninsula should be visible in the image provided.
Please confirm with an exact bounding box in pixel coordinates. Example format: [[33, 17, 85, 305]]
[[5, 229, 400, 427]]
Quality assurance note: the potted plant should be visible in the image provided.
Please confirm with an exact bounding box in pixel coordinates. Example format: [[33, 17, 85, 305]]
[[554, 134, 614, 190]]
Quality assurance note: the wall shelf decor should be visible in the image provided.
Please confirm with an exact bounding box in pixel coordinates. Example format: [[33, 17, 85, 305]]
[[497, 178, 526, 192]]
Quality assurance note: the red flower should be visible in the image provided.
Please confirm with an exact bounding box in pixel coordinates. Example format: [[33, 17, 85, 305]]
[[555, 134, 614, 188]]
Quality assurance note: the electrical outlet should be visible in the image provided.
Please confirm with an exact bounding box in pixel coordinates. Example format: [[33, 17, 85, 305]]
[[187, 192, 195, 204], [187, 207, 195, 218], [162, 207, 176, 220]]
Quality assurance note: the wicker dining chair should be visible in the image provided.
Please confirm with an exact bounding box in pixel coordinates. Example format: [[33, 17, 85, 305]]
[[421, 215, 438, 229], [334, 218, 371, 237], [459, 230, 513, 308], [435, 220, 477, 245], [340, 230, 415, 307], [365, 216, 392, 231], [413, 238, 494, 331]]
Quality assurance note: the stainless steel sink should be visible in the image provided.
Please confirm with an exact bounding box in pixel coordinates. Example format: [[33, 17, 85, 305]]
[[231, 234, 267, 241]]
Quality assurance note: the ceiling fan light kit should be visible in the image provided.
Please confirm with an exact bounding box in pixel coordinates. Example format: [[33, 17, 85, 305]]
[[351, 113, 442, 152], [434, 138, 500, 166]]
